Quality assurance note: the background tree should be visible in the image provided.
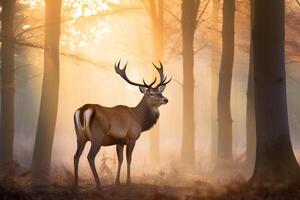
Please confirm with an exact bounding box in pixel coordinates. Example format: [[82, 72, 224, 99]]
[[209, 0, 221, 163], [216, 0, 235, 166], [148, 0, 164, 164], [250, 0, 300, 185], [245, 0, 255, 167], [31, 0, 61, 181], [0, 0, 17, 177], [180, 0, 199, 168]]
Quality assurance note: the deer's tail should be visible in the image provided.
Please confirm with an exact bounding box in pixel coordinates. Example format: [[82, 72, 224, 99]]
[[74, 109, 86, 141], [74, 108, 94, 141]]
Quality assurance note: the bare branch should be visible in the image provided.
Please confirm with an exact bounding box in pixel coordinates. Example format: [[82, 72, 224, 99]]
[[164, 6, 181, 22], [236, 8, 250, 17], [15, 24, 45, 39], [195, 0, 201, 13], [196, 0, 210, 26], [16, 5, 141, 39], [206, 25, 222, 33], [194, 43, 207, 54], [172, 78, 183, 87], [15, 40, 111, 72]]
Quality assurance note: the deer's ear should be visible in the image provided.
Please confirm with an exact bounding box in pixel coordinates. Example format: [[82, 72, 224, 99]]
[[157, 85, 166, 93], [139, 86, 148, 93]]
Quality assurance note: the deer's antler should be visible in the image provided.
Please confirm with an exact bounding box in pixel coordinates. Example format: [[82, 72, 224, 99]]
[[152, 61, 172, 88], [114, 60, 157, 88]]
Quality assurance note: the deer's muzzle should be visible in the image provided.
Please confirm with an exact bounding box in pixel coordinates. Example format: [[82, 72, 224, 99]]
[[162, 98, 168, 104]]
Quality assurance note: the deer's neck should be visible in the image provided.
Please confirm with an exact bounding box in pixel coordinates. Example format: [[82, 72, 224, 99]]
[[135, 96, 159, 132]]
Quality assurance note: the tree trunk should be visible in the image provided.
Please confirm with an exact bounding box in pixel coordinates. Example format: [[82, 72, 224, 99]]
[[209, 0, 221, 164], [0, 0, 16, 177], [245, 42, 256, 166], [249, 0, 300, 185], [149, 0, 164, 164], [180, 0, 198, 168], [216, 0, 235, 166], [31, 0, 61, 182], [245, 0, 256, 167]]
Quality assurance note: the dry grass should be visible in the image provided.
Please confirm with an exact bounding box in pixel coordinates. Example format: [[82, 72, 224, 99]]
[[1, 160, 300, 200], [1, 168, 300, 200]]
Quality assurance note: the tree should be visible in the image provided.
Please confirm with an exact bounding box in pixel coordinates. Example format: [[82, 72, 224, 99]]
[[31, 0, 61, 181], [249, 0, 300, 185], [245, 43, 256, 166], [245, 0, 256, 167], [148, 0, 164, 164], [0, 0, 17, 177], [216, 0, 235, 166], [180, 0, 199, 167], [209, 0, 221, 163], [149, 0, 164, 60]]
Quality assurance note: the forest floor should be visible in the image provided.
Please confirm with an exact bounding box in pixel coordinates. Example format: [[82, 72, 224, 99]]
[[1, 166, 300, 200]]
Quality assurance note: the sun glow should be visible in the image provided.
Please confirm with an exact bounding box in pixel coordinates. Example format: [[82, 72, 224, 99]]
[[70, 0, 112, 18], [19, 0, 44, 7], [19, 0, 119, 52], [22, 24, 31, 30]]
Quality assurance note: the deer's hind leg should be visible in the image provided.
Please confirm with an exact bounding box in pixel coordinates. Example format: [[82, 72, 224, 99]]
[[74, 117, 88, 187], [74, 136, 87, 187], [87, 133, 104, 190]]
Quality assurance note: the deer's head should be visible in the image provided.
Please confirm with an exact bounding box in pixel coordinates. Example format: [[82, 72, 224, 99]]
[[115, 60, 171, 108]]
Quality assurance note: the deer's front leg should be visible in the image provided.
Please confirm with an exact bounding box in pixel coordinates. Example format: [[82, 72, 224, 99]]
[[115, 144, 124, 185], [126, 139, 136, 184]]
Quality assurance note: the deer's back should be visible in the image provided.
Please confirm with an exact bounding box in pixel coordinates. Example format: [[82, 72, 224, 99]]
[[76, 104, 141, 142]]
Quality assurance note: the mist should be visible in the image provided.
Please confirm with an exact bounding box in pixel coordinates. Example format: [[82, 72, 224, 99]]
[[1, 0, 300, 199]]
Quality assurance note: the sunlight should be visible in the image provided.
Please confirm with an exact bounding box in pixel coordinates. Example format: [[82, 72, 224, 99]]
[[22, 24, 31, 30], [19, 0, 119, 51], [19, 0, 44, 7], [3, 0, 300, 198], [70, 0, 112, 18]]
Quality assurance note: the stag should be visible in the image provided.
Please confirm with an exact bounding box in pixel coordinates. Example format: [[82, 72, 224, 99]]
[[73, 61, 171, 190]]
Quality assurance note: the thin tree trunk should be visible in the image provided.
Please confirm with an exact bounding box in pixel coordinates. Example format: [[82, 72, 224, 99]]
[[216, 0, 235, 166], [245, 42, 256, 166], [31, 0, 61, 181], [249, 0, 300, 185], [245, 0, 256, 166], [149, 0, 164, 164], [210, 0, 221, 163], [180, 0, 198, 168], [0, 0, 16, 177]]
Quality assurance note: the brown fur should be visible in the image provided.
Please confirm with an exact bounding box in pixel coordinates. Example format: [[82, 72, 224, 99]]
[[73, 93, 166, 189], [74, 61, 170, 190]]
